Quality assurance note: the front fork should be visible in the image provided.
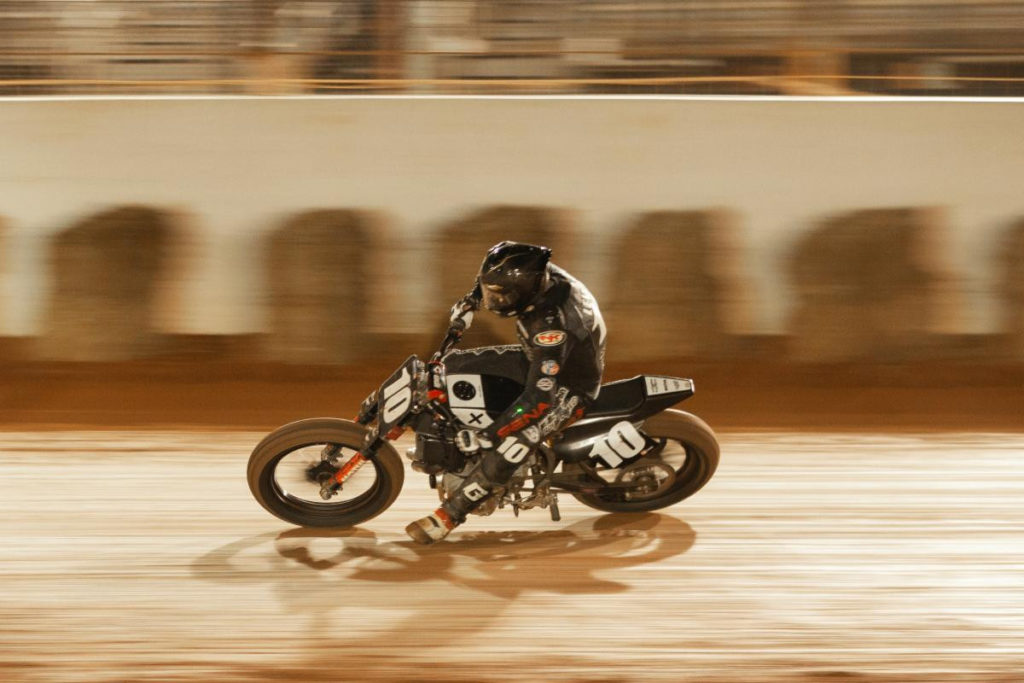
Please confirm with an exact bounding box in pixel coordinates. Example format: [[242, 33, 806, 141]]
[[320, 452, 368, 498], [317, 422, 394, 500]]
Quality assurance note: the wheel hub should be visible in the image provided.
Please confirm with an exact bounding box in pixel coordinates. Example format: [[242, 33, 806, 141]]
[[615, 461, 676, 501], [305, 460, 339, 485]]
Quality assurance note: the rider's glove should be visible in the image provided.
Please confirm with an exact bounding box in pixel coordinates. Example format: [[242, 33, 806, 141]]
[[455, 429, 481, 454], [449, 291, 480, 333]]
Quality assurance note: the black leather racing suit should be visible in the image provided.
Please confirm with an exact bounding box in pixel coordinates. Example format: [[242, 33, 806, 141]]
[[440, 264, 607, 520]]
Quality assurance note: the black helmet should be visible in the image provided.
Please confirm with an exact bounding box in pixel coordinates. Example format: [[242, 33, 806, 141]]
[[477, 241, 552, 317]]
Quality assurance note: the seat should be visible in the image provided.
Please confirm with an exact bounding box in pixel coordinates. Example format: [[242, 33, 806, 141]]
[[585, 376, 646, 418]]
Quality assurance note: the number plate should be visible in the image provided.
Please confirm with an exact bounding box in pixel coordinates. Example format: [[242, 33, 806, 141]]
[[377, 356, 422, 432]]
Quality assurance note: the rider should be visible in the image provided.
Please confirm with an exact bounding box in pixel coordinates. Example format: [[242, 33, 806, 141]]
[[406, 241, 606, 544]]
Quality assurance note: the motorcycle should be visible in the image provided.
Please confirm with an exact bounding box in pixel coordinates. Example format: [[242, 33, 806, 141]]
[[247, 321, 720, 530]]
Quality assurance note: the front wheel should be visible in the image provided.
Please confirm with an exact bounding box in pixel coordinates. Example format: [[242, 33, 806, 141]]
[[247, 418, 404, 528], [570, 410, 719, 513]]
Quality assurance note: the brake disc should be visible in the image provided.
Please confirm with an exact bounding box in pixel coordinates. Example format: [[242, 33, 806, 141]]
[[614, 460, 676, 501]]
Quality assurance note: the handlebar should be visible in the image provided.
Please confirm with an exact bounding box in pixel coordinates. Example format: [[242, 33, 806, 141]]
[[433, 326, 463, 361], [433, 298, 476, 361]]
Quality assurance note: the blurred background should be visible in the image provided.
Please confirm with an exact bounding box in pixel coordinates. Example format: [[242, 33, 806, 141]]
[[0, 1, 1022, 430], [4, 0, 1024, 96]]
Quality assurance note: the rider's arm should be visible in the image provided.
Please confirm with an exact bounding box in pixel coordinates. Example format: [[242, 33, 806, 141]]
[[449, 283, 482, 333], [481, 307, 577, 447]]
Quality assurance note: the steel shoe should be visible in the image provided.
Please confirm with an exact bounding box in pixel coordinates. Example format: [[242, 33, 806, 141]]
[[405, 508, 458, 545]]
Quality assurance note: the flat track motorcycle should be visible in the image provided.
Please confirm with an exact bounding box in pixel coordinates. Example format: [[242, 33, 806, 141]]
[[247, 325, 720, 529]]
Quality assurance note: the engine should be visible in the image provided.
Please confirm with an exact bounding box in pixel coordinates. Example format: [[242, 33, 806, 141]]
[[407, 432, 466, 475], [405, 418, 551, 519]]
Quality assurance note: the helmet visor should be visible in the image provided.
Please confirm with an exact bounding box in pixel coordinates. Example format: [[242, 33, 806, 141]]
[[481, 283, 518, 313]]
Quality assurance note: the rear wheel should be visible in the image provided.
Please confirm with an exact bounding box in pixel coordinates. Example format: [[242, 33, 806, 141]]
[[571, 410, 719, 513], [247, 418, 404, 528]]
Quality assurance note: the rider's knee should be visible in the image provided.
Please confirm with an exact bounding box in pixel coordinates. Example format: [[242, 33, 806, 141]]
[[483, 434, 534, 482]]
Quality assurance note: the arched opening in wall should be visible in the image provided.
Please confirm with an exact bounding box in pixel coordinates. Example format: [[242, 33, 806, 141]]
[[264, 209, 388, 364], [40, 206, 179, 361], [787, 207, 958, 362], [603, 209, 747, 362]]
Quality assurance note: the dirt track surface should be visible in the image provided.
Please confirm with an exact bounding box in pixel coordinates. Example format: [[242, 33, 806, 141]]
[[2, 431, 1023, 682]]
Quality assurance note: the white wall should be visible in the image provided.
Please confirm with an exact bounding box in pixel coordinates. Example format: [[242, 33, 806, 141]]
[[1, 95, 1023, 336]]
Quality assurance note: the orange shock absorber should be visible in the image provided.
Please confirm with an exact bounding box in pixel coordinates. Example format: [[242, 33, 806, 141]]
[[331, 452, 368, 486]]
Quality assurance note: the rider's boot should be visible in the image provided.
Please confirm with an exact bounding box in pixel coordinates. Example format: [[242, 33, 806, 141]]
[[405, 506, 461, 545], [406, 462, 496, 545]]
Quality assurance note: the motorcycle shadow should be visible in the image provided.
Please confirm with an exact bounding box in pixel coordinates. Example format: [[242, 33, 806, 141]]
[[194, 512, 695, 599], [191, 513, 696, 678]]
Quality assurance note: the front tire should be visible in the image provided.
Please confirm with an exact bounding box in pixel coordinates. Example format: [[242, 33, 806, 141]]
[[571, 410, 719, 513], [247, 418, 404, 528]]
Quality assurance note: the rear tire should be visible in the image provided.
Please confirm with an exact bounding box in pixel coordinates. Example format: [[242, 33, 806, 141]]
[[571, 410, 719, 513], [247, 418, 404, 528]]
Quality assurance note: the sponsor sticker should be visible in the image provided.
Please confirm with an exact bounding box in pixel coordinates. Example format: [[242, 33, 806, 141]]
[[522, 426, 541, 444], [533, 330, 567, 347], [496, 403, 550, 438], [537, 392, 577, 434], [644, 376, 694, 397], [540, 360, 560, 376], [535, 377, 556, 391]]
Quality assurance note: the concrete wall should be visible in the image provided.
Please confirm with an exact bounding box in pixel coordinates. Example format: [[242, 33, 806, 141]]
[[1, 95, 1023, 342]]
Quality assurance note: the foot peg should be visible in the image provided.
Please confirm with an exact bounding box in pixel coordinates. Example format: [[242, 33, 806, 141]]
[[549, 494, 561, 522]]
